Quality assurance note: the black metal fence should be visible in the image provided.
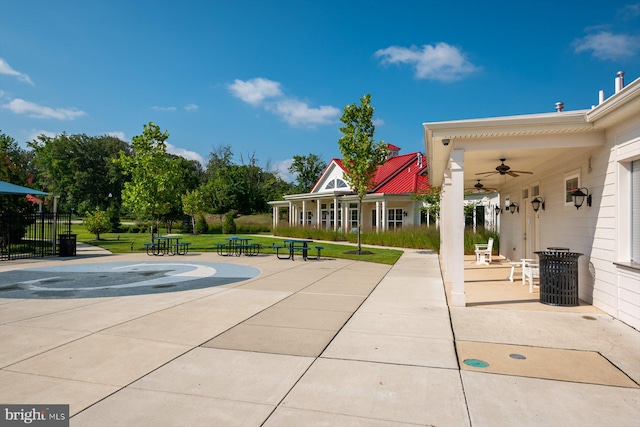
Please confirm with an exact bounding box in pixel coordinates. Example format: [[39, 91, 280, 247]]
[[0, 212, 72, 261]]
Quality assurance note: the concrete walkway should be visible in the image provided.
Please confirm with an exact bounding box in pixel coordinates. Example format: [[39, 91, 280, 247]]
[[0, 245, 638, 426]]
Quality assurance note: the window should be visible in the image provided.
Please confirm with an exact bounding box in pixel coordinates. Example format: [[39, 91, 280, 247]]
[[326, 180, 335, 189], [632, 160, 640, 262], [349, 203, 358, 229], [388, 208, 403, 229], [337, 179, 348, 188], [564, 170, 580, 206], [531, 184, 540, 197]]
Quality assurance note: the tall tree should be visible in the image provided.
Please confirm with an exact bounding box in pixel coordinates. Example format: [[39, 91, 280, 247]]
[[337, 94, 389, 254], [114, 122, 181, 239], [289, 153, 326, 193], [28, 133, 128, 213], [181, 189, 204, 233]]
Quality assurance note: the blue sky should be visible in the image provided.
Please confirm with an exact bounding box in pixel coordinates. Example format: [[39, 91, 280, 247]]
[[1, 1, 639, 181]]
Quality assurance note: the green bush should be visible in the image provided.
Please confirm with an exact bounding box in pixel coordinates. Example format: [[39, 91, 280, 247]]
[[195, 214, 209, 234], [84, 208, 111, 240], [222, 212, 237, 234]]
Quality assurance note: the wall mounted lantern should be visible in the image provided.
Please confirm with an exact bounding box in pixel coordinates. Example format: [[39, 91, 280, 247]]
[[495, 206, 501, 215], [403, 211, 408, 217], [508, 202, 519, 214], [531, 196, 545, 212], [571, 188, 591, 209]]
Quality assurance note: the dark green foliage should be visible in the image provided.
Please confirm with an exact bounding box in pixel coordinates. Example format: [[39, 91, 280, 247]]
[[289, 153, 326, 193]]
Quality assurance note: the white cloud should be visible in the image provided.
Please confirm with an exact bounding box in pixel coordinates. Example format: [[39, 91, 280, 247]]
[[105, 131, 127, 141], [271, 158, 295, 183], [573, 31, 640, 60], [0, 58, 34, 85], [228, 78, 282, 105], [229, 77, 340, 127], [184, 103, 198, 111], [152, 106, 177, 111], [375, 43, 479, 81], [3, 98, 86, 120], [269, 99, 340, 127], [166, 143, 206, 166], [28, 129, 58, 141], [373, 118, 385, 127]]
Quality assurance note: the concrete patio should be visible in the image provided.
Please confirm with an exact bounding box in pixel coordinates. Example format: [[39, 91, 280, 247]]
[[0, 245, 638, 426]]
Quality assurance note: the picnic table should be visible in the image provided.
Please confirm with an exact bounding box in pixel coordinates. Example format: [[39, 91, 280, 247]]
[[215, 236, 261, 256], [144, 236, 190, 256], [275, 239, 323, 261]]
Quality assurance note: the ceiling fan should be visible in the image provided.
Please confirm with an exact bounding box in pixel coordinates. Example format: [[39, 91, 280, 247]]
[[476, 158, 533, 178], [466, 180, 498, 193]]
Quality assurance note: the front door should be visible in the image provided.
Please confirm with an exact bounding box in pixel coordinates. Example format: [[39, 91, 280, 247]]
[[522, 187, 541, 259]]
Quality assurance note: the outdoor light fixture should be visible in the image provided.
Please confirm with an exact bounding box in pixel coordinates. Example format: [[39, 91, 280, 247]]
[[571, 188, 591, 210], [495, 206, 501, 215], [442, 139, 450, 146], [403, 211, 408, 217], [531, 196, 545, 212], [508, 202, 519, 214]]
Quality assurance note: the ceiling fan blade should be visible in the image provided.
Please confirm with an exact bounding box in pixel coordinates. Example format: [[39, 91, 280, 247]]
[[507, 171, 519, 177], [476, 171, 497, 176], [511, 170, 533, 174]]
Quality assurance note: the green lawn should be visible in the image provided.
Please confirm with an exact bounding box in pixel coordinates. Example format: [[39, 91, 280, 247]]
[[76, 225, 404, 265]]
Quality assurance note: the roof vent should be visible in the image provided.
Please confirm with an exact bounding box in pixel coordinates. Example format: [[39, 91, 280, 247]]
[[615, 71, 625, 93], [555, 102, 564, 112]]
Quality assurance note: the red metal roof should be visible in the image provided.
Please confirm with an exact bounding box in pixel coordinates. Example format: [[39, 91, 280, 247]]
[[314, 148, 429, 195]]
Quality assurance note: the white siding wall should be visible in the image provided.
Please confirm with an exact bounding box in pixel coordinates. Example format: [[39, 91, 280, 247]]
[[497, 121, 640, 329]]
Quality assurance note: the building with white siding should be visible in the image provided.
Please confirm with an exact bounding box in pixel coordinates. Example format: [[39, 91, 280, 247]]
[[424, 72, 640, 329]]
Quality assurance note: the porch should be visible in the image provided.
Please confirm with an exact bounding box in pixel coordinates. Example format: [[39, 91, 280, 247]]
[[448, 255, 602, 313]]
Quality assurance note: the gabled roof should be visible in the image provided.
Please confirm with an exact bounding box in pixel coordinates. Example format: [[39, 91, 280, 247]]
[[309, 146, 429, 195], [371, 152, 425, 192]]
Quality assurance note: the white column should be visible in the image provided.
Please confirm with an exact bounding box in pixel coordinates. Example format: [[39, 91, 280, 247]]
[[302, 200, 307, 228], [316, 199, 321, 228], [272, 206, 278, 228], [375, 201, 381, 232], [333, 196, 339, 231], [441, 170, 451, 280], [449, 149, 466, 307], [344, 203, 349, 231], [381, 200, 387, 231]]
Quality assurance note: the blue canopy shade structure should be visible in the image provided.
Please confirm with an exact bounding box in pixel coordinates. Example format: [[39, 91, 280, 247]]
[[0, 180, 49, 196]]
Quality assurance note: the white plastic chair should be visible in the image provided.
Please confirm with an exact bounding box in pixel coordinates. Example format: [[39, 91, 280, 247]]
[[523, 260, 540, 292], [474, 238, 494, 265]]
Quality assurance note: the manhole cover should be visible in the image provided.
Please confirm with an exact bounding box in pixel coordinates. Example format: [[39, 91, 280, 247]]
[[463, 359, 489, 368]]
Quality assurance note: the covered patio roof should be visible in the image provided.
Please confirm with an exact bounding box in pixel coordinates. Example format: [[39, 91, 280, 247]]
[[423, 110, 604, 191]]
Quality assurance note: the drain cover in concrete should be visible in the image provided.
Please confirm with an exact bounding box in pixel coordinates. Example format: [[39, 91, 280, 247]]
[[0, 261, 260, 298], [457, 341, 638, 388]]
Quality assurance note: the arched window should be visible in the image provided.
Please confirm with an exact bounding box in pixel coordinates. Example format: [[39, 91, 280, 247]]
[[326, 180, 335, 189], [336, 179, 348, 188]]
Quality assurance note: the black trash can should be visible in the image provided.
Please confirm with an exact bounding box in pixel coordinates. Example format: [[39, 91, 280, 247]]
[[58, 233, 77, 257], [535, 251, 582, 306]]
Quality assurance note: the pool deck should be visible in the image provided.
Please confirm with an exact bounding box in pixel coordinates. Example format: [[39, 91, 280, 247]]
[[0, 244, 638, 426]]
